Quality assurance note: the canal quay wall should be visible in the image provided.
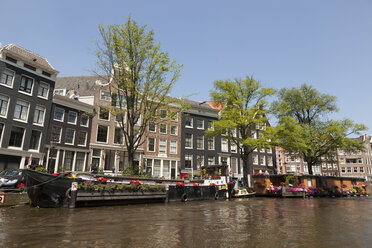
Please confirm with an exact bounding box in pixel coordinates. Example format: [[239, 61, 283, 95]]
[[0, 191, 29, 207]]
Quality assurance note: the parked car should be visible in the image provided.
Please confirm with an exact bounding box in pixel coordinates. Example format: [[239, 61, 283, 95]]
[[0, 169, 24, 189]]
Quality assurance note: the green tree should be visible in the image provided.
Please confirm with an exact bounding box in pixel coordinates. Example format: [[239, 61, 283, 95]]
[[206, 76, 276, 187], [272, 84, 366, 175], [95, 17, 182, 170]]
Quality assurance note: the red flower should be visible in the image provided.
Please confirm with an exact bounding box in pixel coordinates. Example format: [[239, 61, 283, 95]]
[[53, 173, 60, 175], [193, 183, 199, 187], [97, 177, 107, 183], [227, 181, 233, 185], [176, 182, 185, 187], [17, 183, 24, 188], [210, 183, 216, 186]]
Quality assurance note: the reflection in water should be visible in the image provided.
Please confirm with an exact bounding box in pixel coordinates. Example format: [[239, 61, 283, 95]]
[[0, 198, 371, 247]]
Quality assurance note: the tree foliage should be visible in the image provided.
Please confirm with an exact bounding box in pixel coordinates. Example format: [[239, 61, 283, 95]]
[[207, 76, 276, 187], [272, 84, 366, 175], [95, 17, 182, 169]]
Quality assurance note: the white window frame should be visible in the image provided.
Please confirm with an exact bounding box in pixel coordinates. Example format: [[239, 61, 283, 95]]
[[221, 138, 228, 152], [170, 112, 178, 121], [196, 135, 204, 150], [54, 108, 65, 122], [29, 130, 42, 151], [148, 122, 156, 132], [185, 154, 193, 169], [51, 126, 62, 143], [170, 125, 178, 136], [33, 105, 46, 126], [0, 68, 15, 88], [80, 114, 89, 127], [170, 140, 177, 154], [98, 107, 110, 121], [185, 133, 193, 149], [67, 111, 78, 125], [100, 90, 111, 101], [196, 119, 204, 129], [96, 125, 109, 143], [8, 125, 25, 150], [185, 116, 193, 128], [159, 123, 167, 134], [148, 137, 156, 152], [77, 131, 87, 147], [0, 122, 4, 147], [13, 100, 30, 123], [65, 128, 75, 145], [0, 94, 10, 118], [159, 139, 167, 154], [19, 75, 34, 96], [37, 82, 49, 99], [207, 137, 215, 150], [113, 127, 124, 145], [160, 109, 167, 119]]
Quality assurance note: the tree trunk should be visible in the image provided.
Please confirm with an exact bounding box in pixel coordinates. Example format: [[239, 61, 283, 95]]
[[128, 149, 135, 170], [242, 146, 253, 188], [307, 164, 313, 175]]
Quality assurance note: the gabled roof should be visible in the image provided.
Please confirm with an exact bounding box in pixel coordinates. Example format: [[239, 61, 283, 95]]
[[183, 98, 219, 112], [0, 44, 57, 73], [56, 75, 107, 96], [205, 101, 224, 110]]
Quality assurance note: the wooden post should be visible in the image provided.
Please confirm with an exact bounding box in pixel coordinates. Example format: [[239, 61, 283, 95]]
[[68, 181, 78, 209]]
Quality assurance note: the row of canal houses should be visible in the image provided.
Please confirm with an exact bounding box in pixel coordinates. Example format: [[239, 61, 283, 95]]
[[0, 43, 276, 184]]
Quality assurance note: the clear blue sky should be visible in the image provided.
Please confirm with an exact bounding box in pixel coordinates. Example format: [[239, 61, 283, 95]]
[[1, 0, 372, 132]]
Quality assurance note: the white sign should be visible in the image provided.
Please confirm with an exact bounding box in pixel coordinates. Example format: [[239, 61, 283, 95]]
[[0, 194, 5, 204], [71, 182, 78, 191]]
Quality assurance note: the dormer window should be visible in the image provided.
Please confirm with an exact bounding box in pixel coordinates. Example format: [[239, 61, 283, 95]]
[[19, 76, 34, 94]]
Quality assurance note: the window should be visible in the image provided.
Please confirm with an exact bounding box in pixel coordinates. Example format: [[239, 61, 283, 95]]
[[111, 93, 126, 107], [75, 152, 85, 171], [231, 157, 238, 173], [92, 149, 101, 168], [170, 125, 178, 135], [170, 140, 177, 154], [148, 138, 155, 152], [203, 137, 213, 151], [207, 121, 213, 130], [0, 69, 14, 87], [81, 115, 89, 127], [134, 114, 141, 125], [78, 131, 87, 146], [114, 127, 124, 144], [160, 109, 167, 119], [149, 122, 156, 132], [185, 154, 192, 169], [19, 76, 33, 94], [42, 71, 51, 77], [353, 167, 358, 173], [185, 133, 193, 148], [196, 135, 204, 150], [341, 167, 346, 173], [14, 100, 29, 121], [24, 63, 36, 71], [208, 156, 215, 165], [267, 156, 273, 166], [68, 111, 77, 124], [196, 155, 204, 169], [100, 90, 111, 101], [196, 119, 204, 129], [33, 106, 45, 125], [360, 167, 364, 173], [231, 143, 237, 153], [170, 112, 178, 121], [347, 167, 351, 173], [8, 126, 24, 148], [251, 130, 257, 139], [185, 116, 193, 127], [64, 151, 74, 171], [38, 82, 49, 98], [54, 89, 66, 96], [221, 138, 228, 152], [253, 154, 258, 165], [54, 108, 64, 121], [29, 130, 41, 150], [97, 125, 108, 143], [51, 126, 62, 142], [159, 124, 167, 134], [0, 95, 9, 117], [99, 107, 109, 120], [65, 129, 75, 144], [260, 156, 266, 166], [159, 139, 167, 154]]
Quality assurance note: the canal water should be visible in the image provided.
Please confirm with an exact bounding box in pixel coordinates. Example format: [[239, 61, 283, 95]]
[[0, 197, 371, 248]]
